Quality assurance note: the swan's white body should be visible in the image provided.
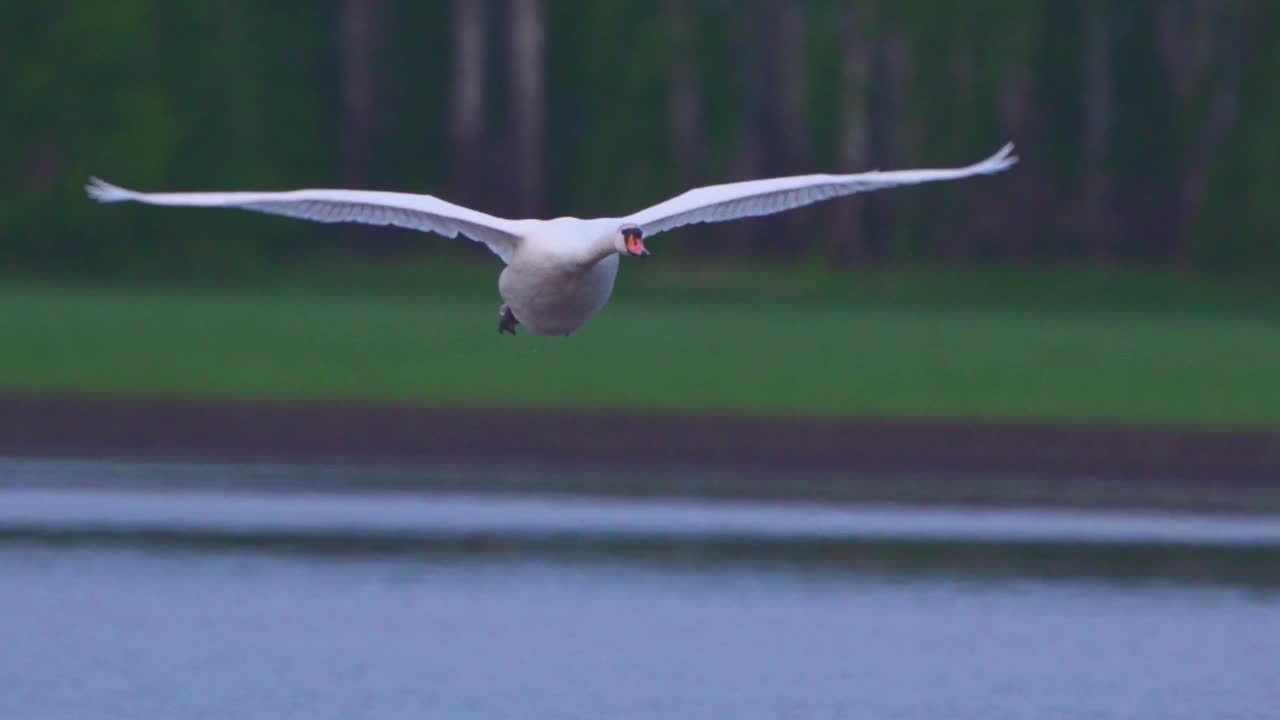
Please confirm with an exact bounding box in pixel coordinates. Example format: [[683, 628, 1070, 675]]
[[88, 143, 1017, 335]]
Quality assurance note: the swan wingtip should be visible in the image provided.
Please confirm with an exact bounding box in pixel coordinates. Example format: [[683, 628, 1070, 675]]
[[85, 176, 136, 203], [979, 142, 1019, 173]]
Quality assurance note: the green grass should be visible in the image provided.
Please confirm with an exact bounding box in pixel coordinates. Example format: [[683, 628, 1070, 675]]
[[2, 262, 1279, 428]]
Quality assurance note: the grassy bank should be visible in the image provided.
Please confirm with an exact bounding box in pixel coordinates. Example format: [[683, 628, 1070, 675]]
[[2, 261, 1278, 428]]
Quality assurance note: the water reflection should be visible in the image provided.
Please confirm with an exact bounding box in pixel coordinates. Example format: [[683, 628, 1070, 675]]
[[3, 486, 1280, 584], [3, 460, 1280, 718], [2, 542, 1277, 720]]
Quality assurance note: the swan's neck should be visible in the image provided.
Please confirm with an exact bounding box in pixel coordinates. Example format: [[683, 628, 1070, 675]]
[[575, 229, 620, 267], [529, 218, 619, 268], [584, 241, 619, 266]]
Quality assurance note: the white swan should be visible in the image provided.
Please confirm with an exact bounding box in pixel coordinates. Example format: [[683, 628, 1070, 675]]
[[87, 143, 1016, 336]]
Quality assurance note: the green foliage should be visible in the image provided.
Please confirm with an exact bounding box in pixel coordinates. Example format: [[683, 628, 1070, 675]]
[[1, 1, 338, 275], [1, 1, 1276, 276]]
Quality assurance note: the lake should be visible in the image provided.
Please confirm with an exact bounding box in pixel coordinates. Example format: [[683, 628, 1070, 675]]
[[2, 463, 1279, 719]]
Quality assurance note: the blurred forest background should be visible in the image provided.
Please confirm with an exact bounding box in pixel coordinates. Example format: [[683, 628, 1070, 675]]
[[3, 0, 1278, 278]]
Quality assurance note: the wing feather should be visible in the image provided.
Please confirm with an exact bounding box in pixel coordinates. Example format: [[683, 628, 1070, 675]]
[[86, 180, 522, 263], [623, 143, 1017, 238]]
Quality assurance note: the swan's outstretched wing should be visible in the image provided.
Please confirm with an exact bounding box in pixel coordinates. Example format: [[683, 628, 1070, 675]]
[[86, 179, 522, 263], [622, 143, 1017, 238]]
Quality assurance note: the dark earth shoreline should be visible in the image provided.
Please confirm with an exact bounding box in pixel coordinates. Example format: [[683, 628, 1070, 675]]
[[3, 393, 1278, 493]]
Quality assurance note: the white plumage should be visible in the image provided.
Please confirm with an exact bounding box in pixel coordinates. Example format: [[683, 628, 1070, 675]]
[[88, 142, 1017, 335]]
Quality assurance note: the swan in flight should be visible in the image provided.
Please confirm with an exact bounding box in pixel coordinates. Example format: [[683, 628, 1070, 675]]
[[87, 143, 1016, 336]]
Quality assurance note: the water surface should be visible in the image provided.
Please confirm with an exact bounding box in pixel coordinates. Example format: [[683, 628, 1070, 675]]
[[3, 477, 1280, 718], [2, 543, 1277, 720]]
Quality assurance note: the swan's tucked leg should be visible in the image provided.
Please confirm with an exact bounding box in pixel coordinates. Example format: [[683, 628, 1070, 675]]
[[498, 305, 520, 335]]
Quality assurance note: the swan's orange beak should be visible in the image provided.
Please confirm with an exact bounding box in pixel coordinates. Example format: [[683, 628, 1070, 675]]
[[625, 234, 649, 256]]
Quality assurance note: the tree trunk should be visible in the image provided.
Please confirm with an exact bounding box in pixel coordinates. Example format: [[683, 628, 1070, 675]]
[[830, 1, 874, 268], [1081, 0, 1115, 263], [665, 0, 703, 186], [449, 0, 488, 207], [508, 0, 546, 218], [945, 24, 978, 262], [867, 17, 914, 263], [990, 8, 1036, 262], [1155, 0, 1244, 267], [733, 1, 808, 258], [728, 3, 771, 258], [775, 0, 811, 258], [340, 0, 384, 189]]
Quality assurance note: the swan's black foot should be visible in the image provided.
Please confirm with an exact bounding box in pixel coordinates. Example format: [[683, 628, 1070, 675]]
[[498, 305, 519, 335]]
